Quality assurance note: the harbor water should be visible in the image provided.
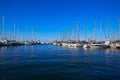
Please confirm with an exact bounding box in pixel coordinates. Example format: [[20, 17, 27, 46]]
[[0, 44, 120, 80]]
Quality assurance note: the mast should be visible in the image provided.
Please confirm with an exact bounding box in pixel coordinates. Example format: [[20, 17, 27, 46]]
[[63, 30, 66, 42], [8, 31, 11, 40], [112, 31, 114, 42], [118, 19, 120, 40], [57, 33, 59, 41], [66, 28, 68, 42], [61, 32, 62, 42], [94, 19, 96, 42], [84, 19, 86, 41], [32, 27, 34, 41], [72, 25, 75, 41], [58, 32, 61, 42], [2, 16, 4, 39], [18, 28, 20, 42], [106, 17, 109, 39], [78, 21, 80, 41], [14, 23, 16, 40], [100, 21, 103, 42], [65, 27, 68, 42], [26, 24, 28, 41]]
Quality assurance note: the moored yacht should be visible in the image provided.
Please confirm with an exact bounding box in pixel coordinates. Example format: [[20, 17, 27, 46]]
[[87, 40, 110, 49], [61, 42, 68, 46], [67, 41, 82, 48], [110, 41, 120, 49]]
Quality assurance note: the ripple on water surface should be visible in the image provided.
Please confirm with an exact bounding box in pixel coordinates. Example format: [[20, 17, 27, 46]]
[[0, 45, 120, 80]]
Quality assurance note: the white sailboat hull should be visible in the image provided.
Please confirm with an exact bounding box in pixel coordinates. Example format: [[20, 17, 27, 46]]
[[61, 43, 68, 46], [89, 44, 110, 49], [67, 43, 82, 47]]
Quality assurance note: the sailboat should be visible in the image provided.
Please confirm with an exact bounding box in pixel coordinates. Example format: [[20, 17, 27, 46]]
[[53, 32, 62, 46], [10, 23, 19, 46], [0, 16, 9, 46], [61, 28, 68, 46], [30, 27, 36, 45], [116, 19, 120, 49], [110, 19, 120, 49], [67, 24, 82, 48], [88, 20, 110, 49], [83, 19, 91, 49], [77, 21, 83, 47], [24, 25, 31, 45]]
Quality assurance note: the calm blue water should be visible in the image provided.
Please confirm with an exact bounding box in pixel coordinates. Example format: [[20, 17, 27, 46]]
[[0, 44, 120, 80]]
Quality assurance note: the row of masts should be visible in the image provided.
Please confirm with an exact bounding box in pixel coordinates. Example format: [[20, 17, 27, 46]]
[[0, 16, 43, 47], [0, 16, 35, 41], [53, 18, 120, 49], [56, 19, 120, 43], [1, 15, 120, 49], [1, 16, 120, 42]]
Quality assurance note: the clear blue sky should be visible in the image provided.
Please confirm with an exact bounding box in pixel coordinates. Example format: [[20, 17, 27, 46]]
[[0, 0, 120, 41]]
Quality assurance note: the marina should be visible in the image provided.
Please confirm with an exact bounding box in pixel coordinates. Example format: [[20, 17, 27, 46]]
[[0, 0, 120, 80], [0, 16, 120, 49]]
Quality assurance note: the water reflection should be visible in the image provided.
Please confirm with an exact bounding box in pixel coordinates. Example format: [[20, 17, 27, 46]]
[[0, 45, 120, 80], [0, 47, 7, 53]]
